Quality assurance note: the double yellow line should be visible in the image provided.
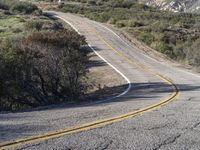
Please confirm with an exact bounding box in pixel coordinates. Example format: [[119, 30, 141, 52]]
[[0, 22, 179, 150]]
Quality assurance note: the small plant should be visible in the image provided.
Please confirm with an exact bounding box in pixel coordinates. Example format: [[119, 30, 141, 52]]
[[87, 0, 96, 5], [11, 28, 22, 33], [25, 20, 44, 31], [116, 20, 127, 28], [127, 20, 144, 27], [51, 22, 64, 30], [109, 18, 117, 24], [138, 31, 155, 45], [18, 18, 26, 22]]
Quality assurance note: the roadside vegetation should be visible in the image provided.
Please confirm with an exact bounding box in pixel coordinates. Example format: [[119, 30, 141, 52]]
[[0, 0, 90, 111], [59, 0, 200, 68]]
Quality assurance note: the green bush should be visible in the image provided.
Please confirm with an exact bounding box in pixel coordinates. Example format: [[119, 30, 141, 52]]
[[0, 0, 16, 10], [150, 41, 174, 58], [151, 41, 166, 52], [11, 2, 38, 14], [0, 29, 89, 111], [173, 44, 186, 60], [127, 20, 144, 27], [87, 0, 96, 5], [0, 0, 9, 10], [138, 32, 155, 45], [186, 38, 200, 66], [0, 0, 39, 14], [116, 20, 127, 28], [25, 20, 44, 31], [11, 28, 22, 33], [109, 18, 117, 24]]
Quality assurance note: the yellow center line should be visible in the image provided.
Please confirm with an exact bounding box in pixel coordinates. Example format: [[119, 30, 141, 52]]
[[0, 21, 180, 150]]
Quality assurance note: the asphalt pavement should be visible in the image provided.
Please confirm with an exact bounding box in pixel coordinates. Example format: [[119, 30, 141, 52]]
[[1, 12, 200, 150]]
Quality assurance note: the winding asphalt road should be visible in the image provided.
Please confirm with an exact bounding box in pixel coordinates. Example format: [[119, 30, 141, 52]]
[[1, 12, 200, 150]]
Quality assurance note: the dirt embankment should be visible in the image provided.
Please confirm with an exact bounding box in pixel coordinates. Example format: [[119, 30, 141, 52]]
[[106, 23, 200, 73]]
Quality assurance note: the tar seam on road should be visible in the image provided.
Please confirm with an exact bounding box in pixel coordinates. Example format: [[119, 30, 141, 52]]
[[0, 14, 180, 150]]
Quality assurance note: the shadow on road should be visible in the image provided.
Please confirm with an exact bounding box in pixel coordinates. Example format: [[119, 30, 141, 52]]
[[1, 44, 200, 143], [2, 81, 198, 113], [0, 123, 50, 142], [0, 82, 200, 142]]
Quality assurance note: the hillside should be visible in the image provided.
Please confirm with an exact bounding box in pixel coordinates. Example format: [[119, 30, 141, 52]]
[[139, 0, 200, 13], [187, 0, 200, 13], [60, 0, 200, 69]]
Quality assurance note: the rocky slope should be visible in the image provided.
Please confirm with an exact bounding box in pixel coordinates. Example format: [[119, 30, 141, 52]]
[[139, 0, 200, 13]]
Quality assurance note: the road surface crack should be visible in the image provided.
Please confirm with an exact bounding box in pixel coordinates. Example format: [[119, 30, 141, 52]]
[[148, 120, 177, 131], [192, 121, 200, 129], [147, 124, 169, 130], [101, 140, 113, 150], [153, 134, 181, 150]]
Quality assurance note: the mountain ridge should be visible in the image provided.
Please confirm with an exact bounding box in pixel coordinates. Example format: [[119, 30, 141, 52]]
[[139, 0, 200, 13]]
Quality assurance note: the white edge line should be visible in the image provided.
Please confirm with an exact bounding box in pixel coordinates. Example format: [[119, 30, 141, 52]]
[[95, 21, 200, 79], [89, 45, 131, 98], [54, 15, 132, 104]]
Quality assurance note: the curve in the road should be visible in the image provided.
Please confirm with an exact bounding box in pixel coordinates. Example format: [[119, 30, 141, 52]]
[[56, 16, 132, 104], [0, 14, 180, 150]]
